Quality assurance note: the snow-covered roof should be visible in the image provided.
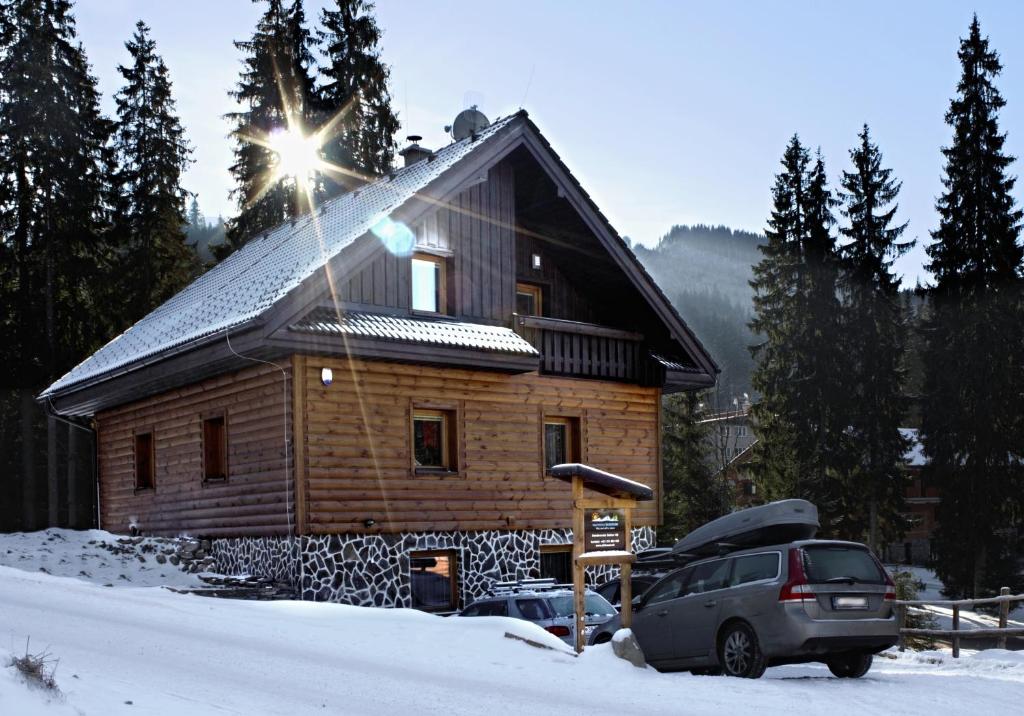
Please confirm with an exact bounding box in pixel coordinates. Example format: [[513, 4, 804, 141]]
[[290, 308, 538, 355], [900, 428, 927, 467], [41, 114, 521, 397]]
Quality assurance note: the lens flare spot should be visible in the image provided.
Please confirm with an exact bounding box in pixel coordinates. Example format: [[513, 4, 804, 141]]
[[269, 127, 321, 182], [371, 216, 415, 256]]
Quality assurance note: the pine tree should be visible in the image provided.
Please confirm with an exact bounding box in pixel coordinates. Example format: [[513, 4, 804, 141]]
[[317, 0, 399, 194], [111, 20, 196, 327], [187, 195, 202, 231], [0, 0, 113, 528], [921, 17, 1024, 597], [224, 0, 319, 254], [0, 0, 113, 383], [837, 125, 914, 553], [749, 138, 850, 533], [660, 392, 733, 544]]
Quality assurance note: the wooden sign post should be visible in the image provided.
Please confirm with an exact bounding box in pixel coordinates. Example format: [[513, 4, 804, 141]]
[[549, 463, 654, 653]]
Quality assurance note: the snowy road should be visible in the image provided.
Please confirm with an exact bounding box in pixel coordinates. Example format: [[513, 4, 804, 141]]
[[2, 565, 1023, 716]]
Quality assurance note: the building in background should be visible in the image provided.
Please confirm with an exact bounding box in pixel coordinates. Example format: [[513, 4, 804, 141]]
[[884, 428, 939, 565]]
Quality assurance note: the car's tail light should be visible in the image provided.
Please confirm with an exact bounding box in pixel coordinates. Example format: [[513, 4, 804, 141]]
[[545, 625, 571, 637], [875, 555, 897, 601], [880, 565, 897, 598], [779, 547, 816, 602]]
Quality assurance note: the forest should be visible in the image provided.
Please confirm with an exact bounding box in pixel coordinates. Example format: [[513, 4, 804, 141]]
[[1, 2, 1020, 601]]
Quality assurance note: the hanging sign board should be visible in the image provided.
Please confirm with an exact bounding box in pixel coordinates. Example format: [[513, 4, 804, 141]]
[[584, 508, 626, 552], [548, 463, 654, 654]]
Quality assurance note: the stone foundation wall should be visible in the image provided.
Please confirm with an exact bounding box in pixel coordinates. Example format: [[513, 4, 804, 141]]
[[210, 536, 299, 583], [211, 526, 656, 607]]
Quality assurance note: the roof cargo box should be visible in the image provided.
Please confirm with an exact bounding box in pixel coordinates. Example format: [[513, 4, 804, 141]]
[[671, 499, 819, 557]]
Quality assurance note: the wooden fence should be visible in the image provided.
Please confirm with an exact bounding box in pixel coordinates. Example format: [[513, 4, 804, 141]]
[[895, 587, 1024, 657]]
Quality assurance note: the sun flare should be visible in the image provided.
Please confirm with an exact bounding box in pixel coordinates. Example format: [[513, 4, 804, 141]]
[[268, 127, 322, 183]]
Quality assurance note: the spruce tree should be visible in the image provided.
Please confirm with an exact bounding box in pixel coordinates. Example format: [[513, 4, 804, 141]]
[[317, 0, 399, 193], [0, 0, 113, 383], [0, 0, 113, 528], [837, 125, 913, 553], [749, 138, 850, 533], [225, 0, 319, 254], [660, 392, 733, 544], [922, 17, 1024, 597], [111, 20, 196, 327]]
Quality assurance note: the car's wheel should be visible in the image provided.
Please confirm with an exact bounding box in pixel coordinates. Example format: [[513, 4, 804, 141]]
[[718, 622, 767, 679], [827, 653, 873, 678], [594, 633, 612, 645]]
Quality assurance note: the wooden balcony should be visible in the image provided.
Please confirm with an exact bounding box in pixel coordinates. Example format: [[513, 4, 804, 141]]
[[513, 314, 662, 385]]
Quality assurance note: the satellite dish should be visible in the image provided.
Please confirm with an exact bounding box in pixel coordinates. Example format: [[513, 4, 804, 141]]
[[449, 107, 490, 141]]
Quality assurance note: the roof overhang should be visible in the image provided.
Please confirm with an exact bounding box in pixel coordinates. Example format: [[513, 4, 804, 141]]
[[548, 463, 655, 501]]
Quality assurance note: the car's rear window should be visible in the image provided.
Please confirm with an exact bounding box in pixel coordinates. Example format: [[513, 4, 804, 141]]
[[515, 598, 552, 620], [547, 594, 617, 618], [802, 545, 885, 585]]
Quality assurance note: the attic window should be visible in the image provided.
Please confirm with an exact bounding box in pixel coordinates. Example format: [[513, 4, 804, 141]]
[[411, 253, 446, 313], [516, 283, 543, 317]]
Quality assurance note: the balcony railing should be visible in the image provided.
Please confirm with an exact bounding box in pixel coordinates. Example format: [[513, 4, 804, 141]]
[[513, 314, 661, 384]]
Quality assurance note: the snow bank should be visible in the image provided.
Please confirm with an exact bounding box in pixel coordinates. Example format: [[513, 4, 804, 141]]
[[2, 561, 1024, 716]]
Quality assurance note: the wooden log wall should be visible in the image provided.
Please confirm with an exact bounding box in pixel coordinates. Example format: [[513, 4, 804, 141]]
[[298, 356, 661, 535], [95, 363, 294, 537]]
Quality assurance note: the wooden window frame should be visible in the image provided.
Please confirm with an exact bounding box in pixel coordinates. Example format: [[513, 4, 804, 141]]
[[515, 281, 543, 317], [201, 410, 229, 485], [410, 400, 463, 476], [409, 548, 460, 613], [410, 252, 447, 315], [541, 411, 583, 476], [133, 427, 156, 494]]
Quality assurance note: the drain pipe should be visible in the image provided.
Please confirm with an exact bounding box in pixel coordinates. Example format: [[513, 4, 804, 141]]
[[223, 328, 302, 597]]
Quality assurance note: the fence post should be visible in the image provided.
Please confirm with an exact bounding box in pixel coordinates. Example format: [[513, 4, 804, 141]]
[[997, 587, 1010, 650], [897, 603, 906, 652], [952, 604, 960, 658]]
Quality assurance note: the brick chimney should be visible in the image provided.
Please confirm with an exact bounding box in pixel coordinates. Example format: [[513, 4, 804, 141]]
[[399, 135, 432, 166]]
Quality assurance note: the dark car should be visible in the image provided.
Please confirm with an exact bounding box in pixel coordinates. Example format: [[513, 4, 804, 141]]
[[459, 579, 617, 646], [594, 574, 662, 609]]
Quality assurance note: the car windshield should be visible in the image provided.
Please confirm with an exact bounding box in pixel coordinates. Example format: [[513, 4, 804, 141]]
[[547, 593, 617, 618], [802, 545, 885, 585]]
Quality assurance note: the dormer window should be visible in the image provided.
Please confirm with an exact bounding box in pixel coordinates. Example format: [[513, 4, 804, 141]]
[[411, 253, 446, 313], [516, 282, 542, 317]]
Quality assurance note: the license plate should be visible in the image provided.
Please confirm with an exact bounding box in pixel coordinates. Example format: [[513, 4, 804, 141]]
[[833, 596, 868, 610]]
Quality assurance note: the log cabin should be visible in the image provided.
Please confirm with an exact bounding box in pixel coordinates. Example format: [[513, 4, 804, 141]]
[[40, 111, 718, 610]]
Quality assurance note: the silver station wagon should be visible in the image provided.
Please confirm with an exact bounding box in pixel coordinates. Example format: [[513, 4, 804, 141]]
[[590, 539, 899, 678], [593, 497, 897, 676]]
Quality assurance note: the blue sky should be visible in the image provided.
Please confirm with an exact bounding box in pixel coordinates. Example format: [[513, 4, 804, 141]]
[[73, 1, 1024, 287]]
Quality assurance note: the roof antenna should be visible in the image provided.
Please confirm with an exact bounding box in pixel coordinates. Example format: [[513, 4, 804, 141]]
[[519, 63, 536, 110]]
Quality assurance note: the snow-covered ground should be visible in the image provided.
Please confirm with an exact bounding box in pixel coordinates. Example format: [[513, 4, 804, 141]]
[[2, 535, 1023, 715], [0, 528, 211, 589]]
